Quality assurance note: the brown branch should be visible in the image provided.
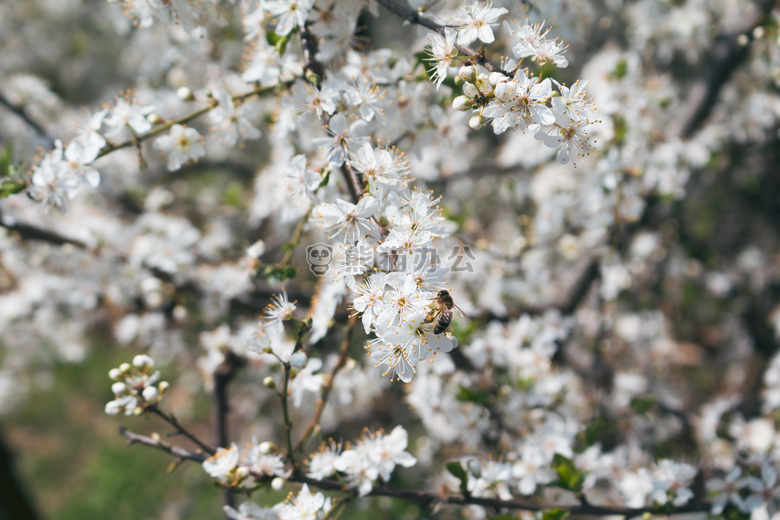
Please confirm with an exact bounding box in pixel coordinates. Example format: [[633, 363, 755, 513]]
[[214, 351, 246, 510], [149, 406, 216, 456], [375, 0, 508, 75], [118, 425, 207, 463], [0, 209, 88, 248], [0, 93, 54, 146], [295, 316, 357, 453], [119, 425, 713, 516], [676, 0, 776, 138]]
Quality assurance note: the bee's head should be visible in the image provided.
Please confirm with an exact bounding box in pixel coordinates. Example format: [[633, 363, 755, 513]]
[[437, 290, 449, 298]]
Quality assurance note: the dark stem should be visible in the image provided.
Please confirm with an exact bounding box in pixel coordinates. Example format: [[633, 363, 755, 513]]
[[0, 93, 54, 146], [0, 429, 41, 520], [119, 426, 714, 517], [149, 406, 216, 456], [213, 350, 246, 510]]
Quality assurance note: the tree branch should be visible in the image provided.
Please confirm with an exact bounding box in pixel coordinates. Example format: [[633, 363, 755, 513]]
[[148, 406, 216, 456], [119, 426, 714, 516], [0, 93, 55, 146], [118, 426, 207, 463]]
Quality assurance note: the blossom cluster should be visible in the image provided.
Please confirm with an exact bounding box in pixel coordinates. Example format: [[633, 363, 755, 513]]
[[306, 426, 417, 496], [104, 355, 168, 415]]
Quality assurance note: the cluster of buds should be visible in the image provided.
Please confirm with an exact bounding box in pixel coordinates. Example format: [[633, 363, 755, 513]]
[[453, 65, 496, 130], [105, 355, 169, 416]]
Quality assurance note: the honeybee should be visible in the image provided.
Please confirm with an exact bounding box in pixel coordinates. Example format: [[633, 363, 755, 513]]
[[425, 290, 469, 334]]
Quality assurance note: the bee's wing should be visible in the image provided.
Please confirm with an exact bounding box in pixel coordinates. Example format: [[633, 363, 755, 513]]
[[452, 304, 471, 322]]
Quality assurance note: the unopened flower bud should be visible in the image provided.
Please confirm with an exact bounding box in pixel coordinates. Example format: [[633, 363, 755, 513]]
[[176, 87, 194, 101], [147, 113, 164, 125], [468, 115, 485, 130], [263, 376, 276, 389], [133, 406, 144, 416], [259, 441, 275, 454], [119, 363, 131, 374], [271, 477, 285, 491], [488, 72, 507, 86], [452, 96, 473, 111], [463, 82, 478, 98], [247, 240, 265, 259], [458, 65, 476, 83], [133, 354, 154, 369], [111, 382, 127, 395], [142, 386, 159, 401], [105, 400, 121, 415], [109, 368, 121, 380], [158, 381, 170, 394], [468, 460, 482, 478], [290, 351, 308, 369]]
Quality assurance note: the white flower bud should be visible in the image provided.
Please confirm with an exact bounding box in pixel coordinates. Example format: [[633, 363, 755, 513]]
[[119, 363, 131, 373], [468, 115, 485, 130], [271, 478, 285, 491], [463, 82, 478, 97], [105, 400, 121, 415], [488, 72, 507, 86], [109, 368, 121, 380], [468, 460, 482, 478], [290, 351, 308, 369], [146, 113, 164, 125], [133, 354, 154, 369], [263, 376, 276, 389], [452, 96, 473, 111], [176, 86, 194, 101], [247, 240, 265, 259], [158, 381, 170, 394], [142, 386, 159, 401], [458, 65, 476, 82], [111, 382, 127, 395], [259, 441, 275, 454]]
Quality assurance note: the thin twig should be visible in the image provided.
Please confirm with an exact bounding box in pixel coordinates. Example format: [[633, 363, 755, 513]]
[[119, 425, 713, 516], [375, 0, 508, 75], [149, 406, 216, 456], [118, 426, 207, 463], [95, 84, 280, 161], [282, 321, 312, 467], [0, 93, 55, 146], [295, 316, 357, 453], [0, 209, 88, 248]]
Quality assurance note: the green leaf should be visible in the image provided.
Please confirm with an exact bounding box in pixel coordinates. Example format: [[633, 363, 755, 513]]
[[0, 178, 26, 199], [630, 394, 658, 415], [549, 454, 584, 493], [446, 461, 469, 494], [540, 509, 570, 520], [455, 385, 489, 405]]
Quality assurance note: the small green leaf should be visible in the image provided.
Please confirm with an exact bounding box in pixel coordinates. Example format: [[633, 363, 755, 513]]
[[455, 385, 489, 405], [550, 454, 584, 493], [540, 509, 570, 520], [0, 179, 26, 199], [630, 394, 658, 415], [446, 461, 469, 494]]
